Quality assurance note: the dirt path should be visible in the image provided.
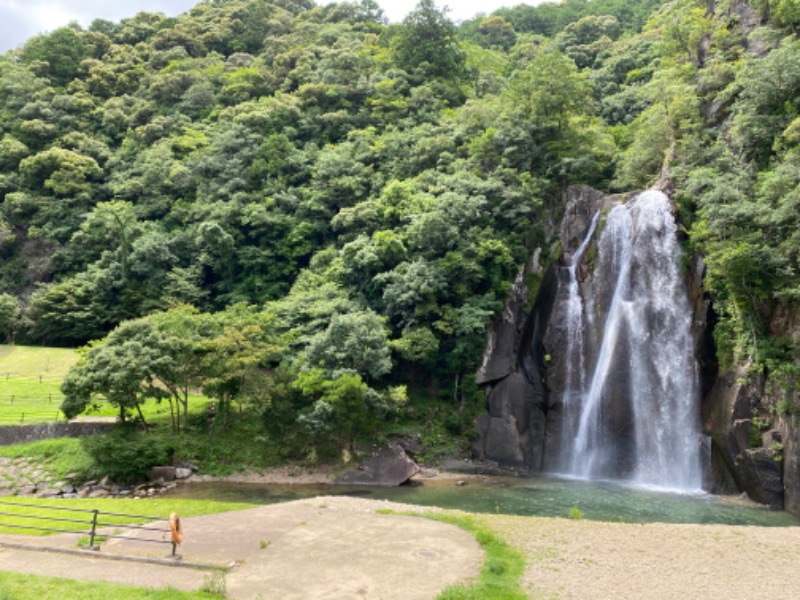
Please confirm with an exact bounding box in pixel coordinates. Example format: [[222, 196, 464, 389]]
[[0, 496, 483, 599]]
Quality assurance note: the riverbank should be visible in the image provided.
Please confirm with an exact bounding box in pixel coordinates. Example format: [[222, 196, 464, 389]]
[[188, 463, 486, 485]]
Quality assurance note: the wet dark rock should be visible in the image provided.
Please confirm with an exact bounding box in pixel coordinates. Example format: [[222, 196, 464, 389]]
[[391, 435, 424, 456], [147, 466, 176, 482], [780, 418, 800, 514], [736, 448, 784, 508], [335, 443, 420, 486], [482, 415, 525, 467], [476, 249, 543, 386]]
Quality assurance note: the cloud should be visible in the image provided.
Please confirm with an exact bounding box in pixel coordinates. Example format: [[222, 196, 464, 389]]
[[0, 0, 197, 52], [0, 1, 541, 53]]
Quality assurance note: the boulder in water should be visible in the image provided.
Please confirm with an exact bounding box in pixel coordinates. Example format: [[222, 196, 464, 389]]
[[335, 443, 420, 486]]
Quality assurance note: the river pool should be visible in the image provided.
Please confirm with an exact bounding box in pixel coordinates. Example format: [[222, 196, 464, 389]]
[[163, 475, 800, 526]]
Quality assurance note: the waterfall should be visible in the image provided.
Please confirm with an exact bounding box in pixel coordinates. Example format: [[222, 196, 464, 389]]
[[555, 190, 703, 492], [559, 212, 600, 471]]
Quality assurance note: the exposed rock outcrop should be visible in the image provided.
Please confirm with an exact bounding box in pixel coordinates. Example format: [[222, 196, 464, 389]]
[[473, 185, 614, 472], [335, 443, 420, 486]]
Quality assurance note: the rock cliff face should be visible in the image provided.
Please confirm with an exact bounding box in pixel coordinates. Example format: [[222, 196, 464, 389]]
[[473, 184, 800, 514], [703, 330, 800, 510], [473, 185, 613, 472]]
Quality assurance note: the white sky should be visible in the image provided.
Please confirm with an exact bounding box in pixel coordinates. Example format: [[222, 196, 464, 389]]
[[0, 0, 544, 53]]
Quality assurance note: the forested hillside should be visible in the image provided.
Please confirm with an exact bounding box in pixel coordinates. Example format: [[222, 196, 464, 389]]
[[0, 0, 798, 454]]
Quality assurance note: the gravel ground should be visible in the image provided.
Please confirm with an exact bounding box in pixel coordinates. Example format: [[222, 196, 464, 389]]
[[482, 513, 800, 600]]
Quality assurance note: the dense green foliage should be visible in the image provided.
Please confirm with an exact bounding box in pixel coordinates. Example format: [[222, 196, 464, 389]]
[[1, 0, 799, 448]]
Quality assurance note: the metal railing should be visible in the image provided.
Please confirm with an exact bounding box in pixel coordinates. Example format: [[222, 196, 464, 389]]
[[0, 500, 180, 555]]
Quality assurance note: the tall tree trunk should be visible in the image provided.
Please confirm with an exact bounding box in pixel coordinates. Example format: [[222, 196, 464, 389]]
[[136, 402, 149, 433], [169, 398, 176, 433], [181, 388, 189, 430]]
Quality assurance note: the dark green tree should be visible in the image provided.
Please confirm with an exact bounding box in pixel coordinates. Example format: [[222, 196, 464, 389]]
[[393, 0, 468, 80]]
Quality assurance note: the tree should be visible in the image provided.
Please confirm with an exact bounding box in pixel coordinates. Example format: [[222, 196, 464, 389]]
[[60, 320, 171, 429], [28, 268, 119, 346], [0, 294, 20, 344], [294, 368, 370, 454], [305, 310, 392, 380], [21, 26, 88, 86], [511, 51, 592, 130], [201, 304, 278, 433], [19, 147, 103, 197], [69, 200, 140, 275], [147, 306, 216, 431], [393, 0, 467, 80], [291, 364, 408, 455], [476, 16, 517, 51]]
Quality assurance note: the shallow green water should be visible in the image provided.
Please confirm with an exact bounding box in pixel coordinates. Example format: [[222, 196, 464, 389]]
[[163, 476, 800, 527]]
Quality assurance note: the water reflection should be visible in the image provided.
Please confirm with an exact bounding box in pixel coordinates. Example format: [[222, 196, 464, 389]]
[[163, 475, 800, 527]]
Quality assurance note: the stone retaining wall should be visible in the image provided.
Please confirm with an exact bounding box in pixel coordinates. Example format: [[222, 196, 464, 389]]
[[0, 422, 114, 446]]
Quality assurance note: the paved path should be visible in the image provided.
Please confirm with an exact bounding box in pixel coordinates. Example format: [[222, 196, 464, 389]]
[[0, 497, 483, 599]]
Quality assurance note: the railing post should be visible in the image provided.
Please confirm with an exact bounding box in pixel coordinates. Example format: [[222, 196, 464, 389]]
[[89, 509, 99, 549]]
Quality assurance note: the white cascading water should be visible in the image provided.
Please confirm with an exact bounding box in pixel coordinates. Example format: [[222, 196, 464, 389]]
[[560, 212, 600, 456], [559, 190, 703, 492]]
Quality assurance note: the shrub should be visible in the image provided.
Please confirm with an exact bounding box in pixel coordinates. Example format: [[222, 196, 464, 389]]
[[82, 430, 170, 483]]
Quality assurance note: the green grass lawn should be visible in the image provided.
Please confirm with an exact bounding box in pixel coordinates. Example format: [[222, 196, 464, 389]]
[[0, 570, 224, 599], [0, 345, 78, 424], [0, 345, 213, 425], [0, 496, 254, 536]]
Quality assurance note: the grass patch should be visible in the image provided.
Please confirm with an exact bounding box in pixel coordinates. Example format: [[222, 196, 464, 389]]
[[0, 344, 214, 424], [0, 497, 254, 536], [0, 437, 94, 481], [379, 510, 526, 600], [78, 393, 214, 421], [433, 513, 527, 600], [0, 416, 284, 486], [0, 570, 222, 599], [567, 506, 584, 520], [0, 346, 78, 424], [0, 345, 79, 379]]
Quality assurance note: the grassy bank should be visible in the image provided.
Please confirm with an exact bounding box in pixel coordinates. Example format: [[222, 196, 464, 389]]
[[435, 513, 527, 600], [0, 571, 223, 600], [0, 496, 254, 536], [378, 510, 528, 600]]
